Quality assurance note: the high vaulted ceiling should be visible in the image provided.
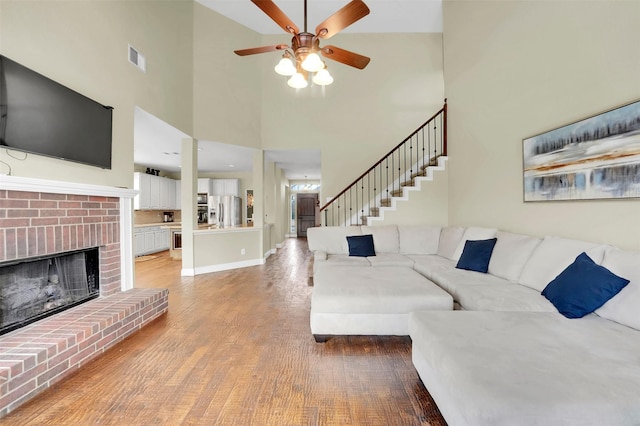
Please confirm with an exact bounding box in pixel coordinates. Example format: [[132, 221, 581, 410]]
[[134, 1, 442, 180], [196, 0, 443, 34]]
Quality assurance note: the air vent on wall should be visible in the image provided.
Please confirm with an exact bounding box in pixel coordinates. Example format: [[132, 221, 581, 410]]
[[128, 44, 146, 73]]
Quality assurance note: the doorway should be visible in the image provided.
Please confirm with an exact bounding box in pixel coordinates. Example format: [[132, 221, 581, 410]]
[[296, 193, 318, 238]]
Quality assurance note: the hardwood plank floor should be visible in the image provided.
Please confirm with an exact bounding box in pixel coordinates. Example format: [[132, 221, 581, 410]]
[[2, 238, 446, 425]]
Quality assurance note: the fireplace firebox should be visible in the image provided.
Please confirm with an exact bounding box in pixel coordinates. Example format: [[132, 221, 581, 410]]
[[0, 247, 100, 335]]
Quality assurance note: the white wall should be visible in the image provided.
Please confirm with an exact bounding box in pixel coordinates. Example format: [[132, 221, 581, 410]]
[[444, 0, 640, 250]]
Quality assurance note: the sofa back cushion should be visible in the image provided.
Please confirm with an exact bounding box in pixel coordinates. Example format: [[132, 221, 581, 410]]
[[518, 236, 608, 292], [488, 231, 542, 282], [451, 227, 498, 261], [398, 225, 442, 255], [596, 248, 640, 331], [437, 227, 465, 260], [307, 226, 362, 254], [361, 225, 399, 254]]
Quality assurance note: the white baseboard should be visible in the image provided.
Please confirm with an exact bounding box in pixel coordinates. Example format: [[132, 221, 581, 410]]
[[185, 258, 265, 276]]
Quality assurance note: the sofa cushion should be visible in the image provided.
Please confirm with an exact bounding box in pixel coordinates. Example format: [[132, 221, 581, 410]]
[[307, 226, 362, 254], [361, 225, 399, 254], [312, 266, 452, 314], [518, 236, 608, 292], [455, 283, 556, 312], [455, 238, 497, 273], [596, 248, 640, 331], [436, 227, 465, 260], [430, 267, 510, 303], [451, 227, 498, 261], [367, 254, 415, 268], [347, 234, 376, 257], [398, 225, 441, 255], [409, 254, 456, 281], [488, 231, 542, 282], [542, 252, 629, 319], [317, 255, 370, 271]]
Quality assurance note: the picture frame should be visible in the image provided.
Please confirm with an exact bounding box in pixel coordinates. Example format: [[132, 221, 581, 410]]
[[523, 99, 640, 202]]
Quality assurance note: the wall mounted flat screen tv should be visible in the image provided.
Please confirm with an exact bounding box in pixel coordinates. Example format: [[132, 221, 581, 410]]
[[0, 55, 113, 169]]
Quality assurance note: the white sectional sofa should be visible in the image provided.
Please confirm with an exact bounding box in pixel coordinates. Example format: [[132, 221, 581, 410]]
[[306, 224, 640, 426]]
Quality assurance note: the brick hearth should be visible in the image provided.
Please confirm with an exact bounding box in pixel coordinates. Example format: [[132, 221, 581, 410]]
[[0, 181, 168, 417]]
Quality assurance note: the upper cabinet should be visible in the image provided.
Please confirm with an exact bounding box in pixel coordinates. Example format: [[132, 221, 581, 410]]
[[211, 179, 239, 197], [134, 172, 179, 210], [197, 178, 211, 194], [197, 178, 239, 197]]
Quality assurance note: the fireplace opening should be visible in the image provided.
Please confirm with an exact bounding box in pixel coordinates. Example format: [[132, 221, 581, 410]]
[[0, 247, 100, 336]]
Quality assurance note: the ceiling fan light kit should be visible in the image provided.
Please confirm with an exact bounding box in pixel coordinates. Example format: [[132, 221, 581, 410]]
[[235, 0, 371, 90]]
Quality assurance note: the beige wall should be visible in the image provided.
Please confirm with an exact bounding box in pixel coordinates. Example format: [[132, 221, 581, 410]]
[[192, 2, 262, 149], [444, 0, 640, 250], [194, 229, 261, 267], [259, 33, 445, 203], [0, 0, 193, 188]]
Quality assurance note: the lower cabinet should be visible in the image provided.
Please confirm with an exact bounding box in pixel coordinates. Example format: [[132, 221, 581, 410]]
[[134, 226, 170, 256]]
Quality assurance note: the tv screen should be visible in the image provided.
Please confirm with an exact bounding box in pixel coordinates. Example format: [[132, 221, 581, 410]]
[[0, 55, 113, 169]]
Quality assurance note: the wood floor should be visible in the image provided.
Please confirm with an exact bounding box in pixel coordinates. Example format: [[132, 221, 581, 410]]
[[2, 238, 447, 425]]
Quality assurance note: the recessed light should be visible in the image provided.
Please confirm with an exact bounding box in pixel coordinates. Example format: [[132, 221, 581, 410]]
[[229, 164, 235, 168]]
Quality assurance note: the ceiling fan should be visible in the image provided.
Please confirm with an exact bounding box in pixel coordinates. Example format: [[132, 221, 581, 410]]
[[234, 0, 371, 88]]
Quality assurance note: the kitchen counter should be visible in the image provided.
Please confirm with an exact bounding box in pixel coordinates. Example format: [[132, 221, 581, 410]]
[[135, 222, 179, 228]]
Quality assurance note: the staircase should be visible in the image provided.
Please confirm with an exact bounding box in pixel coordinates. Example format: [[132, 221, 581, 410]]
[[320, 100, 447, 227]]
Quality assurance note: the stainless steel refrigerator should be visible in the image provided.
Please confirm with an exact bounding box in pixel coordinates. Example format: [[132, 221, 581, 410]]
[[208, 195, 242, 227]]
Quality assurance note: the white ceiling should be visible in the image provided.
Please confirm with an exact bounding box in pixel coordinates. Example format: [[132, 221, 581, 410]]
[[133, 1, 442, 181], [196, 0, 443, 34]]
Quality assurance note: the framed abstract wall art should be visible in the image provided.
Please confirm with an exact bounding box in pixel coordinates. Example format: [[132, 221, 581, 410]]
[[523, 100, 640, 201]]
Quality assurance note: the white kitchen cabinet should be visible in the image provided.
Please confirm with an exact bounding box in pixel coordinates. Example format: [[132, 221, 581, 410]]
[[210, 179, 225, 196], [175, 180, 181, 209], [153, 228, 169, 251], [133, 173, 151, 210], [144, 231, 155, 253], [210, 179, 239, 197], [135, 226, 170, 256], [134, 172, 179, 210], [159, 177, 176, 209], [224, 179, 239, 197], [197, 178, 211, 194], [134, 232, 146, 256]]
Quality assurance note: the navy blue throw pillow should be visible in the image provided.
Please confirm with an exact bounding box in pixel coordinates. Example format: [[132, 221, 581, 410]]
[[347, 234, 376, 257], [542, 252, 630, 319], [455, 238, 497, 273]]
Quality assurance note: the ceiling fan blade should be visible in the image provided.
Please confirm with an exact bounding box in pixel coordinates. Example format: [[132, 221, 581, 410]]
[[321, 45, 370, 69], [234, 45, 288, 56], [251, 0, 299, 34], [315, 0, 370, 39]]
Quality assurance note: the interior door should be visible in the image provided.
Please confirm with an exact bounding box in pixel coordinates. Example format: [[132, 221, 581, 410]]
[[297, 193, 318, 238]]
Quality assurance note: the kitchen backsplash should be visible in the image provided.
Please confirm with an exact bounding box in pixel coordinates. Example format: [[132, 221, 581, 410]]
[[134, 210, 182, 225]]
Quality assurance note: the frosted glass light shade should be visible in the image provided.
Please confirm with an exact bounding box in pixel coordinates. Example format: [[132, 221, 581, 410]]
[[301, 53, 324, 72], [287, 72, 308, 88], [274, 57, 296, 76], [312, 68, 333, 86]]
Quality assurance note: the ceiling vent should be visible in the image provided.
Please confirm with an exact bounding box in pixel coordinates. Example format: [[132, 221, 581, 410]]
[[128, 44, 146, 73]]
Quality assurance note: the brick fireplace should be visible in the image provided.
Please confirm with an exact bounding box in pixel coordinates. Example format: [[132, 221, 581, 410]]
[[0, 189, 122, 295], [0, 176, 169, 417]]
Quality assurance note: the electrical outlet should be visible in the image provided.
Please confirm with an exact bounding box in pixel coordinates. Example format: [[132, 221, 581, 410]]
[[241, 248, 246, 255]]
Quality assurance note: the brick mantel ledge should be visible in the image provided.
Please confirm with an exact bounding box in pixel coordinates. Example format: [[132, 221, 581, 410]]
[[0, 287, 169, 417]]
